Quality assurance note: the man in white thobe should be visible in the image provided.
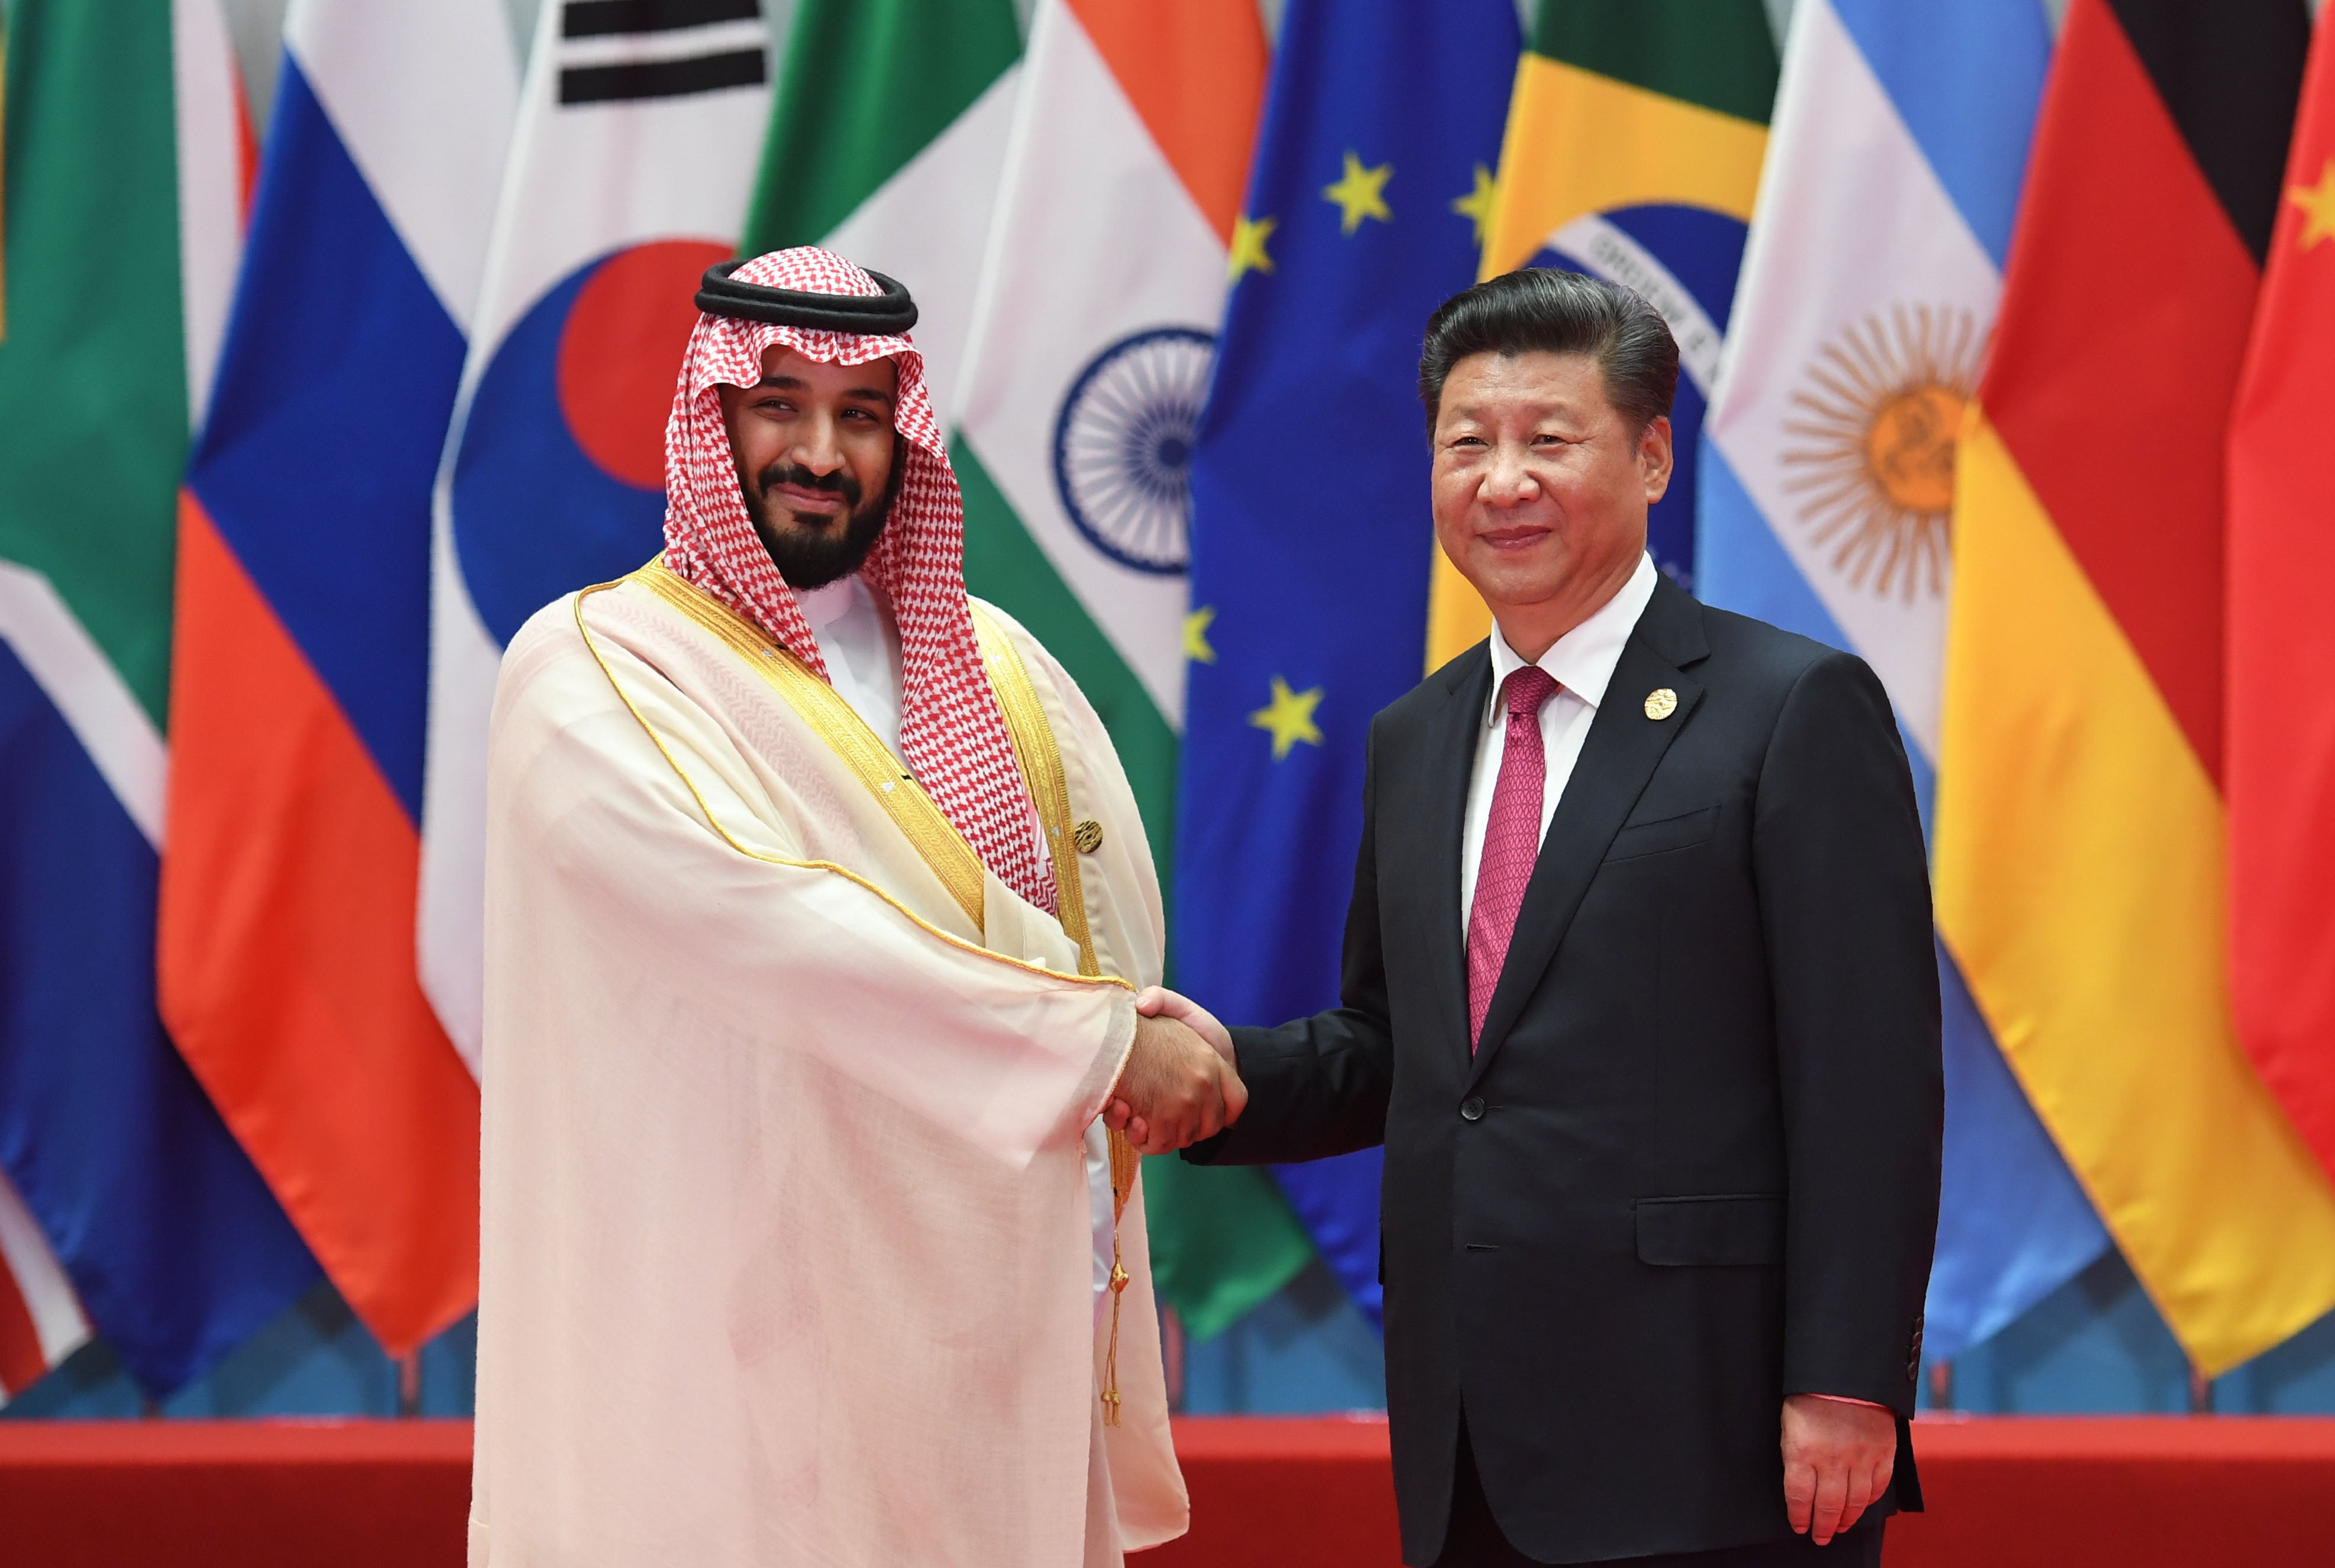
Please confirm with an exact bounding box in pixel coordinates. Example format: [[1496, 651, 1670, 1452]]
[[468, 248, 1241, 1567]]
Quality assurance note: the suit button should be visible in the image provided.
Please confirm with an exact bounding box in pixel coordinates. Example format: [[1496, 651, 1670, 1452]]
[[1460, 1097, 1486, 1122]]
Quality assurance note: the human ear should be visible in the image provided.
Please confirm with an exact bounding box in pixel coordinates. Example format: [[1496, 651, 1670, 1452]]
[[1639, 414, 1674, 505]]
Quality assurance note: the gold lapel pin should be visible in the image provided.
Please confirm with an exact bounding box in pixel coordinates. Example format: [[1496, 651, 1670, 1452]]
[[1644, 688, 1679, 721], [1073, 819, 1105, 855]]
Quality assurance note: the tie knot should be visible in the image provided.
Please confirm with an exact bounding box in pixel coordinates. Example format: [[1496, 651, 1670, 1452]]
[[1502, 665, 1559, 719]]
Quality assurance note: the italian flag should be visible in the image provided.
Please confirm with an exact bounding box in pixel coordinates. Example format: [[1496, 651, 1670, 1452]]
[[741, 0, 1023, 424], [945, 0, 1313, 1338]]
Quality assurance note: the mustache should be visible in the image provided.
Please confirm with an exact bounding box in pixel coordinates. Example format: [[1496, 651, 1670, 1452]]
[[755, 462, 863, 511]]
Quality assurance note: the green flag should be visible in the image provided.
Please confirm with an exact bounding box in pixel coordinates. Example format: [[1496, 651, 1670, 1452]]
[[0, 0, 214, 723], [743, 0, 1020, 425]]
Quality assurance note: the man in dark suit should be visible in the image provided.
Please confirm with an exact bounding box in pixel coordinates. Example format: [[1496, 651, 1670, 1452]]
[[1115, 270, 1941, 1565]]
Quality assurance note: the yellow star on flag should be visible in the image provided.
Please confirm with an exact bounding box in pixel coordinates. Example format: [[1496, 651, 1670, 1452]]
[[1249, 676, 1325, 761], [2290, 158, 2335, 251], [1229, 213, 1277, 281], [1183, 605, 1218, 664], [1451, 163, 1499, 246], [1322, 151, 1393, 235]]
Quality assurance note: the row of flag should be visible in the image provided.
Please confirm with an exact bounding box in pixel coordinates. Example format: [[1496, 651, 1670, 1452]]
[[2, 0, 2331, 1404], [1180, 0, 2335, 1381]]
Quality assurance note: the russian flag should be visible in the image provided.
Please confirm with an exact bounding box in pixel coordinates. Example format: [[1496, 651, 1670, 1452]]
[[159, 0, 516, 1356]]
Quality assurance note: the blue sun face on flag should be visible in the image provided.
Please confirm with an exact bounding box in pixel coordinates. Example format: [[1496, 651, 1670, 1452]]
[[451, 239, 728, 646]]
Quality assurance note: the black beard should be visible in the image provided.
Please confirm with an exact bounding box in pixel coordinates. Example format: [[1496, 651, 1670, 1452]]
[[739, 460, 898, 589]]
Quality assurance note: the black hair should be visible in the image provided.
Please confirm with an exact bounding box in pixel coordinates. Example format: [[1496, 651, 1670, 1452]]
[[1417, 267, 1680, 438]]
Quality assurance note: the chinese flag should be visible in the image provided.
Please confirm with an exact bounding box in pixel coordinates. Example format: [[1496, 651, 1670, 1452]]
[[2230, 17, 2335, 1184]]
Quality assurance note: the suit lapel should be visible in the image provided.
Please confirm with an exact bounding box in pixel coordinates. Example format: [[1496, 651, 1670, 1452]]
[[1469, 579, 1710, 1086], [1413, 647, 1489, 1061]]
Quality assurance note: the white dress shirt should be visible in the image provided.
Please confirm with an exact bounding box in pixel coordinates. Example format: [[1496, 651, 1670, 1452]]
[[1458, 553, 1660, 931], [791, 573, 1114, 1308]]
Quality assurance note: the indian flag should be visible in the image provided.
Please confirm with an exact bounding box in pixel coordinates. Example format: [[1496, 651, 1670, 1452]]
[[741, 0, 1021, 425], [953, 0, 1267, 867], [950, 0, 1314, 1340]]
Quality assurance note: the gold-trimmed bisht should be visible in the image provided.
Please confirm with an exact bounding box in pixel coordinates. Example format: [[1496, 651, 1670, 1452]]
[[970, 601, 1143, 1428], [630, 560, 989, 931], [569, 566, 1131, 996], [570, 566, 1146, 1428]]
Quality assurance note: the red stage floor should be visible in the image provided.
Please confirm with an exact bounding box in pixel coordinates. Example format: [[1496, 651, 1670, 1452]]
[[3, 1414, 2331, 1565]]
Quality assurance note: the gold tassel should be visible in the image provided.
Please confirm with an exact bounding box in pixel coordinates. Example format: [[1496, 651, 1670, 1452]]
[[970, 605, 1141, 1430], [1101, 1252, 1130, 1427], [1101, 1128, 1140, 1427]]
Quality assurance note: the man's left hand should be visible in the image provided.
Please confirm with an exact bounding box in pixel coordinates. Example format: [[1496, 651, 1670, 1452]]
[[1780, 1394, 1896, 1546]]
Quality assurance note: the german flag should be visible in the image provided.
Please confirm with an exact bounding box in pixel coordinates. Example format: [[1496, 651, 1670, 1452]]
[[2230, 20, 2335, 1186], [1425, 0, 1775, 668], [1936, 0, 2330, 1375]]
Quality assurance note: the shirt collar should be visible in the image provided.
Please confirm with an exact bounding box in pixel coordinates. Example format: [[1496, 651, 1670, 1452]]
[[793, 572, 868, 634], [1486, 553, 1660, 721]]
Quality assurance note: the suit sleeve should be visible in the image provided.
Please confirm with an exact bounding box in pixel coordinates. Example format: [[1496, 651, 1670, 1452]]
[[1183, 720, 1396, 1166], [1753, 651, 1943, 1416]]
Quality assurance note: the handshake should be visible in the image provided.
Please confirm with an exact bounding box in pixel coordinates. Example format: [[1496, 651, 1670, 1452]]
[[1102, 987, 1246, 1155]]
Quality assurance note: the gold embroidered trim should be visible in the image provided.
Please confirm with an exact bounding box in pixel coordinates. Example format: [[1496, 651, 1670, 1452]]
[[578, 574, 1141, 1425], [969, 603, 1102, 980], [630, 561, 988, 933], [567, 574, 1129, 997], [969, 601, 1144, 1428]]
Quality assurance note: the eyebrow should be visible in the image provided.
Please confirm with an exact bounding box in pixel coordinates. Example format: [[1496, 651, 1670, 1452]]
[[756, 372, 895, 403], [1442, 402, 1583, 426]]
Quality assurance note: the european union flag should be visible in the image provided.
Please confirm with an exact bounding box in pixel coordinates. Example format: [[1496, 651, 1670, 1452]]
[[1178, 0, 1520, 1329]]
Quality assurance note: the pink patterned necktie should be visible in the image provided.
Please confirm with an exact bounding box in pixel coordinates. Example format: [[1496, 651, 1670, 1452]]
[[1467, 666, 1560, 1051]]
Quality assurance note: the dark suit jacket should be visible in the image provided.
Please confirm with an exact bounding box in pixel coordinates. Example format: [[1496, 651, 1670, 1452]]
[[1186, 577, 1943, 1564]]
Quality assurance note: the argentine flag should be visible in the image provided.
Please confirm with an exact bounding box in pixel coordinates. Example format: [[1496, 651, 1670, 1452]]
[[1697, 0, 2108, 1362]]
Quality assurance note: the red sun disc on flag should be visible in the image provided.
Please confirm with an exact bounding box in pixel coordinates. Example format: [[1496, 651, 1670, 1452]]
[[556, 238, 730, 490]]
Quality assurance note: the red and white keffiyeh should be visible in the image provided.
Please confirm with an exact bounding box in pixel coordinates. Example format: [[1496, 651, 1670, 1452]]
[[659, 247, 1055, 916]]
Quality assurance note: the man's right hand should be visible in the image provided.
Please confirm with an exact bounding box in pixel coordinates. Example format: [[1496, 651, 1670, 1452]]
[[1108, 1011, 1246, 1155], [1137, 985, 1236, 1064]]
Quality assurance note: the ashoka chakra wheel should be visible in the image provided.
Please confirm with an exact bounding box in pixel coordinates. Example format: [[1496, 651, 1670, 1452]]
[[1050, 326, 1215, 575]]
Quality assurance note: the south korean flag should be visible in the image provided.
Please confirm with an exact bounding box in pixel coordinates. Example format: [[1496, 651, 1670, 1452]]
[[419, 0, 774, 1061]]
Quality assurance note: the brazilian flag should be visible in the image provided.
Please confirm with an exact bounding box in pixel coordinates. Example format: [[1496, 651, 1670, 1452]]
[[1427, 0, 1777, 666]]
